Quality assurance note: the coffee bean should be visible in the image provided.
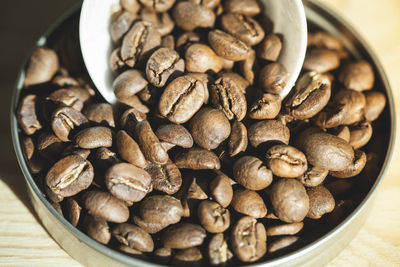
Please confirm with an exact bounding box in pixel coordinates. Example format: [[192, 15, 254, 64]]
[[139, 195, 183, 225], [121, 21, 161, 67], [172, 2, 215, 31], [65, 197, 82, 227], [308, 32, 343, 51], [154, 247, 172, 264], [146, 160, 182, 194], [248, 119, 290, 148], [267, 222, 303, 236], [285, 72, 331, 120], [364, 91, 386, 122], [17, 95, 42, 135], [259, 63, 288, 94], [133, 215, 168, 234], [120, 107, 147, 133], [140, 0, 175, 12], [231, 216, 266, 262], [47, 87, 90, 111], [330, 149, 367, 178], [210, 72, 248, 121], [268, 236, 298, 253], [82, 103, 115, 127], [349, 121, 373, 149], [140, 10, 174, 37], [121, 0, 141, 14], [297, 166, 328, 187], [146, 47, 184, 87], [112, 223, 154, 252], [339, 61, 374, 91], [269, 179, 309, 223], [156, 124, 193, 148], [113, 70, 149, 99], [159, 75, 206, 124], [239, 49, 256, 84], [84, 215, 111, 245], [228, 120, 248, 157], [105, 162, 152, 202], [118, 246, 145, 256], [209, 172, 233, 208], [185, 44, 223, 73], [176, 31, 201, 51], [190, 0, 220, 9], [110, 48, 125, 72], [233, 156, 272, 190], [95, 147, 120, 169], [221, 13, 264, 46], [51, 107, 88, 142], [249, 93, 281, 120], [82, 191, 129, 223], [173, 247, 203, 264], [185, 176, 208, 200], [306, 185, 335, 219], [189, 107, 231, 150], [258, 34, 282, 61], [116, 130, 148, 168], [74, 126, 113, 149], [162, 223, 206, 249], [303, 48, 340, 73], [231, 189, 267, 218], [208, 233, 233, 265], [37, 132, 64, 161], [46, 155, 94, 197], [111, 11, 136, 44], [198, 200, 230, 233], [23, 47, 59, 87], [174, 148, 221, 170], [208, 30, 250, 61], [223, 0, 260, 15], [266, 145, 308, 178]]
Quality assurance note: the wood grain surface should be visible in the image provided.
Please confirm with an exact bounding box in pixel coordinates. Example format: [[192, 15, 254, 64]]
[[0, 0, 399, 266]]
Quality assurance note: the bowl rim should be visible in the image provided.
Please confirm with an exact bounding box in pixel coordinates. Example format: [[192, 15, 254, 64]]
[[10, 1, 396, 266]]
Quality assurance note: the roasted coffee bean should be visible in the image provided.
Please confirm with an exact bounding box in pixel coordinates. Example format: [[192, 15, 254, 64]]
[[139, 195, 183, 225], [308, 32, 343, 51], [23, 47, 59, 87], [174, 148, 221, 170], [297, 166, 328, 187], [198, 200, 230, 233], [120, 21, 161, 67], [221, 13, 264, 46], [228, 120, 248, 157], [332, 125, 351, 142], [303, 48, 340, 73], [105, 162, 152, 202], [21, 137, 43, 174], [189, 107, 231, 150], [46, 155, 94, 197], [306, 185, 335, 219], [145, 160, 182, 194], [173, 247, 203, 264], [116, 130, 147, 168], [111, 11, 136, 44], [172, 1, 215, 31], [239, 49, 256, 84], [146, 47, 184, 87], [120, 107, 147, 133], [82, 103, 115, 127], [47, 87, 90, 111], [285, 72, 331, 120], [118, 245, 145, 256], [51, 107, 88, 142], [231, 216, 266, 262], [185, 176, 208, 200], [233, 156, 272, 190], [267, 222, 303, 236], [209, 172, 233, 208], [133, 216, 168, 234], [364, 91, 386, 122], [249, 93, 281, 120], [17, 94, 42, 135], [248, 119, 290, 148], [208, 30, 250, 61], [139, 0, 175, 12], [156, 124, 193, 148], [140, 8, 175, 36], [223, 0, 260, 15], [259, 63, 288, 94], [266, 145, 308, 178], [231, 189, 267, 218], [112, 223, 154, 252], [330, 149, 367, 178], [339, 61, 374, 91], [37, 132, 64, 161], [208, 233, 233, 265], [84, 215, 111, 245], [185, 44, 223, 73], [74, 126, 113, 149], [349, 121, 373, 149], [159, 75, 206, 124], [258, 34, 282, 61], [162, 223, 206, 249], [110, 48, 125, 72], [65, 198, 82, 227], [210, 72, 248, 121], [95, 147, 120, 168], [135, 120, 169, 165], [269, 179, 309, 223], [298, 132, 354, 171], [82, 191, 129, 223], [121, 0, 141, 14], [268, 236, 298, 253], [154, 247, 172, 264], [113, 70, 148, 99]]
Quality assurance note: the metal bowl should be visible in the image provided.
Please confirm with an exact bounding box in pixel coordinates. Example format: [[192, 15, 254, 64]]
[[10, 1, 395, 266]]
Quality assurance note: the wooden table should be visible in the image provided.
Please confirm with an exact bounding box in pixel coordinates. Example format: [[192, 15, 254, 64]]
[[1, 0, 400, 266]]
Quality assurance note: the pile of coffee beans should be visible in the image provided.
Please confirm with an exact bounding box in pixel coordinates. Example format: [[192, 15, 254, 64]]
[[16, 0, 387, 265]]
